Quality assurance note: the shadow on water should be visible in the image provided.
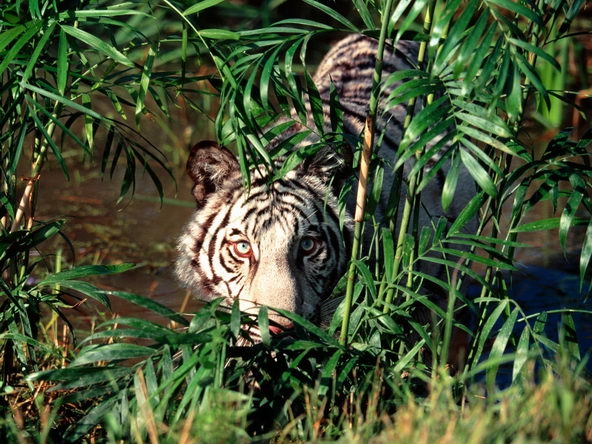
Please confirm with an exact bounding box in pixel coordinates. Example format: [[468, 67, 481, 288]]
[[468, 262, 592, 384], [35, 157, 203, 330]]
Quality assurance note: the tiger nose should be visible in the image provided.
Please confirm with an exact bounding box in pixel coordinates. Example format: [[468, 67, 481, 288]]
[[249, 259, 302, 314], [269, 321, 295, 336]]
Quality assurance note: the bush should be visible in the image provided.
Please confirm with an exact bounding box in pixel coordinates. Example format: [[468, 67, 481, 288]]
[[1, 0, 590, 441]]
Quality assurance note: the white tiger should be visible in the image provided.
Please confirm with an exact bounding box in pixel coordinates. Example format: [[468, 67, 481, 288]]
[[176, 34, 475, 336]]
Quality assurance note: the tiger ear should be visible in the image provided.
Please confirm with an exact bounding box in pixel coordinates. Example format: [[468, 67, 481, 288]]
[[301, 143, 353, 188], [186, 141, 239, 207]]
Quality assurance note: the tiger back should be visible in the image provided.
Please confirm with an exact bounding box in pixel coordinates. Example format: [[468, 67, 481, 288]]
[[175, 34, 475, 333]]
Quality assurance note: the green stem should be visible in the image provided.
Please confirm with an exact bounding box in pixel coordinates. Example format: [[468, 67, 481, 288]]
[[10, 101, 62, 232], [382, 0, 438, 313], [340, 0, 395, 346]]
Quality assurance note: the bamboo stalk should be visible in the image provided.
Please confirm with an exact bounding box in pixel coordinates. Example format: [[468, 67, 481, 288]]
[[10, 103, 61, 233], [382, 0, 438, 313], [340, 0, 395, 346]]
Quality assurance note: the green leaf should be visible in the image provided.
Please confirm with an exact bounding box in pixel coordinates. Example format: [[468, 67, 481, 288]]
[[559, 191, 582, 249], [258, 306, 271, 345], [511, 217, 573, 233], [302, 0, 358, 31], [0, 20, 43, 77], [72, 343, 156, 366], [580, 219, 592, 290], [37, 264, 135, 285], [56, 28, 69, 95], [452, 101, 512, 138], [352, 0, 375, 29], [434, 0, 476, 69], [514, 50, 549, 108], [22, 20, 56, 84], [115, 291, 191, 325], [449, 192, 483, 234], [135, 45, 155, 124], [60, 24, 134, 67], [22, 82, 102, 119], [391, 0, 428, 38], [28, 365, 132, 387], [182, 0, 226, 16], [488, 0, 543, 25], [512, 325, 531, 382], [509, 37, 560, 70], [441, 155, 460, 211], [275, 308, 339, 345], [197, 29, 240, 40], [471, 299, 510, 365], [0, 24, 25, 53], [560, 313, 580, 361], [45, 280, 112, 307], [459, 148, 497, 196]]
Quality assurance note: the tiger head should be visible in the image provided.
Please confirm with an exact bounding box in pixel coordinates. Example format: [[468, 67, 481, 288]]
[[175, 140, 351, 333]]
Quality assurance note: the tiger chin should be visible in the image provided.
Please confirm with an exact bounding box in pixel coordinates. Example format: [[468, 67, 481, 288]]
[[175, 140, 352, 337]]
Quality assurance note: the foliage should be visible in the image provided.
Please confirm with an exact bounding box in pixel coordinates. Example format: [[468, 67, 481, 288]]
[[20, 296, 592, 442], [0, 0, 215, 396], [1, 0, 591, 442]]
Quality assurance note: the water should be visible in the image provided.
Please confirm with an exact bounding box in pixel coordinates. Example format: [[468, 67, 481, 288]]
[[35, 161, 203, 328], [34, 141, 590, 376]]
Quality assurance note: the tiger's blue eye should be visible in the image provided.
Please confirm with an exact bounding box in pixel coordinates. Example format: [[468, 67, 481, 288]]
[[300, 236, 317, 255], [233, 241, 252, 258]]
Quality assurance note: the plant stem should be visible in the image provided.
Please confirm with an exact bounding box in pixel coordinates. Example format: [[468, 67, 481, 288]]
[[10, 102, 62, 232], [382, 0, 437, 313], [340, 0, 395, 346]]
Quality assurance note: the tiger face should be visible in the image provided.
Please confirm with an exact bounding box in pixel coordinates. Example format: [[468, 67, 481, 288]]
[[175, 141, 350, 330]]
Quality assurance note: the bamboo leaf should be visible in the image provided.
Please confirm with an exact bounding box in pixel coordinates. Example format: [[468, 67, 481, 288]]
[[197, 29, 240, 40], [512, 325, 531, 382], [61, 24, 134, 67], [135, 45, 155, 124], [107, 291, 190, 326], [182, 0, 226, 16], [434, 0, 477, 69], [72, 343, 156, 366], [56, 28, 69, 95], [510, 217, 588, 233], [258, 306, 271, 345], [441, 154, 460, 211], [26, 99, 70, 178], [22, 20, 56, 84], [488, 0, 543, 25], [459, 148, 497, 196], [27, 366, 132, 387], [352, 0, 376, 28], [302, 0, 358, 31], [559, 181, 583, 249], [22, 82, 102, 119], [449, 192, 483, 234], [580, 220, 592, 290], [0, 20, 43, 77], [37, 264, 135, 284], [509, 37, 561, 70], [471, 299, 510, 364]]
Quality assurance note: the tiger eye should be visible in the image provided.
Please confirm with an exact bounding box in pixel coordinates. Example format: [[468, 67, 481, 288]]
[[299, 236, 317, 255], [233, 240, 252, 257]]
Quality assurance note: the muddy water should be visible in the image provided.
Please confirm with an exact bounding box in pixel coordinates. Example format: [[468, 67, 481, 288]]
[[34, 153, 202, 329]]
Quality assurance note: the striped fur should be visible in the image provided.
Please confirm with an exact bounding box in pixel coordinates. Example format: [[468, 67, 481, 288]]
[[176, 141, 348, 327], [176, 35, 474, 332]]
